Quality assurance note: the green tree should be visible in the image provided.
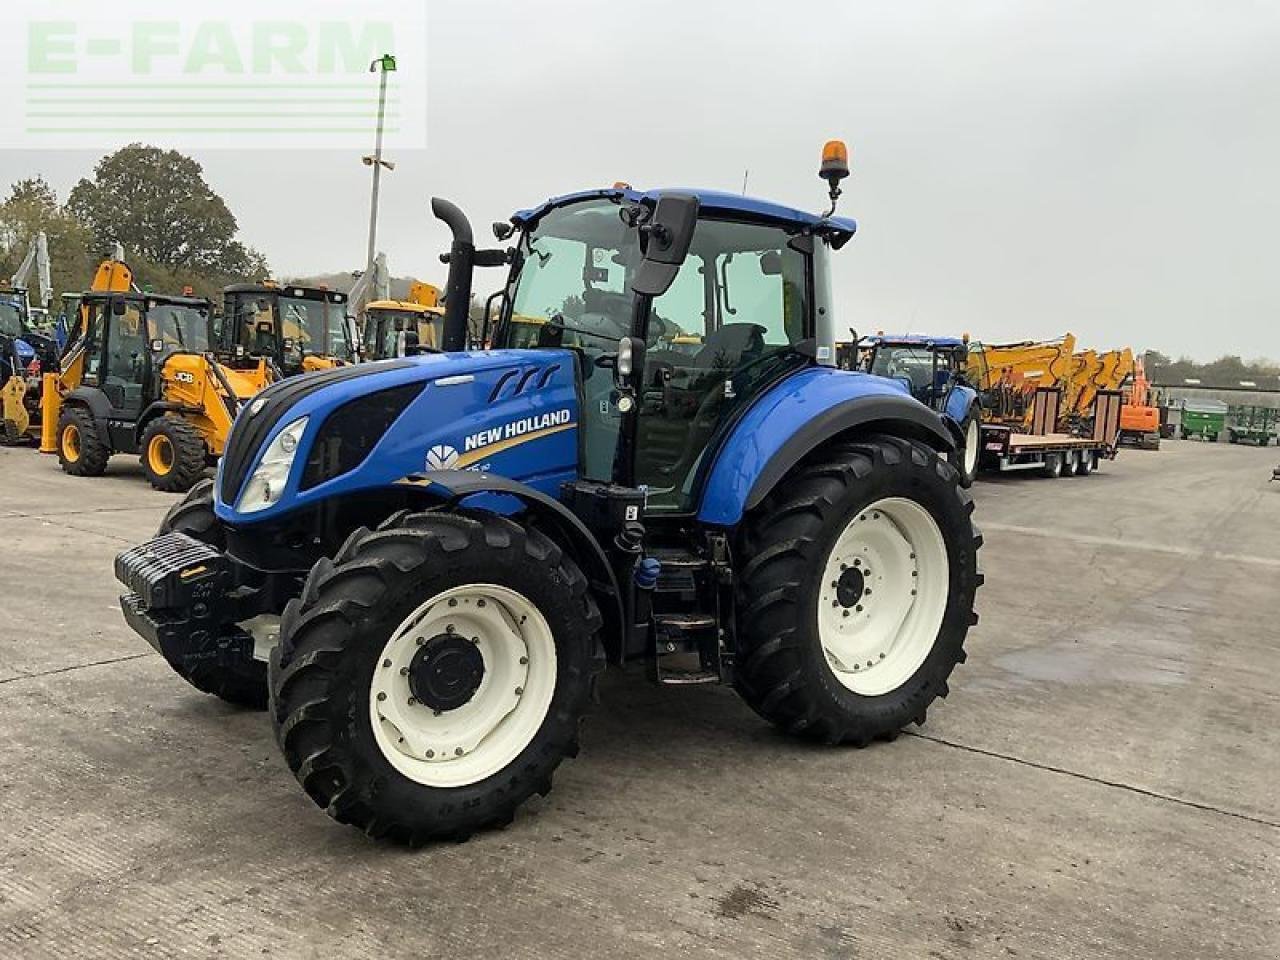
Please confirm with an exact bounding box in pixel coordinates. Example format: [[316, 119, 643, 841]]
[[67, 144, 267, 280], [0, 176, 96, 303]]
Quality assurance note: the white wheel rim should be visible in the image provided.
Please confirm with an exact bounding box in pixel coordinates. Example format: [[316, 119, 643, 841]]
[[368, 584, 556, 788], [817, 497, 950, 696], [963, 419, 979, 477]]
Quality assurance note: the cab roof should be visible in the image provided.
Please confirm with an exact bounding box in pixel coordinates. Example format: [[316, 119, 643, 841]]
[[83, 291, 210, 308], [862, 333, 968, 349], [366, 299, 441, 314], [225, 282, 347, 302], [511, 187, 857, 246]]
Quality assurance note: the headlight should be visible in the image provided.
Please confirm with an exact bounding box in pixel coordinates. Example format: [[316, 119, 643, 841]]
[[236, 416, 308, 513]]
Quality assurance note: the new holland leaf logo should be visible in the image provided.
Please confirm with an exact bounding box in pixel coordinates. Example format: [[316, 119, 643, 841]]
[[425, 445, 459, 471]]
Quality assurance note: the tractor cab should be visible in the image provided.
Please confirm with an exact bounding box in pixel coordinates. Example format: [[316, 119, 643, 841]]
[[1, 286, 57, 382], [220, 283, 353, 376], [362, 299, 443, 360], [858, 334, 981, 485], [492, 189, 839, 511]]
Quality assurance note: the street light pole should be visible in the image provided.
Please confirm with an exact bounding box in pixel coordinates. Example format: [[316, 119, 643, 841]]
[[364, 53, 397, 280]]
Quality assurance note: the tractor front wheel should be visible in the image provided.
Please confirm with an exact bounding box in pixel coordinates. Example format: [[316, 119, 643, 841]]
[[140, 417, 207, 492], [269, 511, 603, 844], [734, 434, 981, 745], [56, 406, 109, 476]]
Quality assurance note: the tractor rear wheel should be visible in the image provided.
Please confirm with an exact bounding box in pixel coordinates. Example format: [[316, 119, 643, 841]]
[[152, 480, 267, 709], [269, 511, 603, 844], [56, 406, 109, 476], [734, 434, 981, 745], [141, 417, 206, 492]]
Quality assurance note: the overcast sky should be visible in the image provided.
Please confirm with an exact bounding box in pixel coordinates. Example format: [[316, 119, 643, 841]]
[[3, 0, 1278, 361]]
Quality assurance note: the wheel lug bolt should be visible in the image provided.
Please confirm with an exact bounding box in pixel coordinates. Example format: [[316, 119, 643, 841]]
[[477, 599, 486, 608], [865, 589, 872, 596], [856, 604, 863, 612], [832, 600, 839, 608], [376, 692, 386, 702], [448, 598, 457, 607], [400, 667, 409, 676], [519, 656, 528, 665], [911, 589, 917, 597], [514, 686, 524, 695], [853, 559, 860, 567], [416, 637, 425, 645], [455, 747, 464, 756], [446, 624, 455, 634], [433, 710, 442, 717], [866, 660, 874, 668], [831, 581, 838, 588], [879, 652, 886, 659], [382, 659, 392, 668], [842, 610, 850, 618], [471, 636, 480, 644], [426, 749, 435, 758], [911, 570, 918, 577], [519, 615, 527, 624], [408, 696, 417, 705], [840, 563, 847, 571]]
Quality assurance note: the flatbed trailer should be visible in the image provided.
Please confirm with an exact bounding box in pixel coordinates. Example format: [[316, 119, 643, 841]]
[[1226, 405, 1277, 447], [979, 387, 1123, 478]]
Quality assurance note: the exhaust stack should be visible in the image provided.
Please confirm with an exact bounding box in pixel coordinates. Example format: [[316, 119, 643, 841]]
[[431, 197, 474, 352]]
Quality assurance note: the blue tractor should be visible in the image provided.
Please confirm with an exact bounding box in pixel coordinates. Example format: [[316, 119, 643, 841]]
[[858, 334, 982, 487], [115, 144, 982, 844]]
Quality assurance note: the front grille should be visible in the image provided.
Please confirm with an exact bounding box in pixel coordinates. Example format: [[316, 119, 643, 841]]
[[219, 361, 413, 506], [299, 382, 423, 490]]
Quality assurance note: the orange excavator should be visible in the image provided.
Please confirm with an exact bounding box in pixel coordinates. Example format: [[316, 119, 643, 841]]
[[1118, 354, 1160, 450]]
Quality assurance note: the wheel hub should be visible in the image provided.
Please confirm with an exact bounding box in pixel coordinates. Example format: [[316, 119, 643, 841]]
[[835, 566, 866, 607], [408, 633, 485, 712]]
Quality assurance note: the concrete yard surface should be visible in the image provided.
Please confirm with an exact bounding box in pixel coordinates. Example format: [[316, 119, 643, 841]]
[[1, 440, 1278, 958]]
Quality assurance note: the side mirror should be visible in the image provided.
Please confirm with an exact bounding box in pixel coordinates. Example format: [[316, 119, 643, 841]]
[[630, 192, 699, 298], [150, 338, 165, 353]]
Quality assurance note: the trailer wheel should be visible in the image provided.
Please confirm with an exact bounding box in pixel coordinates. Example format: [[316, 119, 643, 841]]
[[56, 406, 109, 476], [1077, 451, 1094, 475], [734, 434, 981, 745], [140, 417, 207, 492], [150, 481, 266, 708], [270, 511, 604, 844], [951, 415, 980, 488], [1061, 450, 1078, 476]]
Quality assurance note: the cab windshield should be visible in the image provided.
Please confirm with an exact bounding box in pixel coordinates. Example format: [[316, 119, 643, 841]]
[[280, 294, 349, 359], [365, 308, 438, 358], [0, 299, 27, 337], [149, 302, 210, 354]]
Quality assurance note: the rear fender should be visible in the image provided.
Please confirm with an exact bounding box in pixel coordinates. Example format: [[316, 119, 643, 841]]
[[697, 367, 954, 528], [395, 469, 624, 664]]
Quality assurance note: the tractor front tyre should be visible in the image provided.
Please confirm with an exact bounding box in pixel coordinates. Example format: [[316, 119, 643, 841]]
[[141, 417, 207, 492], [151, 480, 266, 709], [269, 511, 604, 844], [56, 406, 109, 477], [734, 434, 981, 745], [950, 415, 981, 488]]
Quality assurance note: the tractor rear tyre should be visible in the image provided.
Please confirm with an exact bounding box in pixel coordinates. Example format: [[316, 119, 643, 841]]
[[734, 434, 981, 745], [951, 415, 980, 488], [151, 480, 267, 708], [56, 406, 109, 477], [141, 417, 207, 492], [269, 511, 604, 844]]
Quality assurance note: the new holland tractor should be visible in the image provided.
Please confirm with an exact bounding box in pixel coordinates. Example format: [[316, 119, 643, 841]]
[[115, 143, 982, 844], [857, 334, 981, 486]]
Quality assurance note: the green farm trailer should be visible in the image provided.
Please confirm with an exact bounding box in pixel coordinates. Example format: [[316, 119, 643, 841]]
[[1180, 400, 1227, 442], [1227, 405, 1278, 446]]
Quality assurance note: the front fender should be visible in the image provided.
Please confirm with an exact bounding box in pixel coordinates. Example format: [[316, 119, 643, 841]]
[[63, 386, 113, 447], [697, 367, 954, 527]]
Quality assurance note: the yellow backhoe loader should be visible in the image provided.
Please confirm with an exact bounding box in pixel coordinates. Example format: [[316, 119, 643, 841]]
[[219, 282, 354, 376]]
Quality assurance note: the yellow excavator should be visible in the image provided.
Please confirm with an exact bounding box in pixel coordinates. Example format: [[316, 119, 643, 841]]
[[967, 334, 1078, 429], [37, 254, 275, 490]]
